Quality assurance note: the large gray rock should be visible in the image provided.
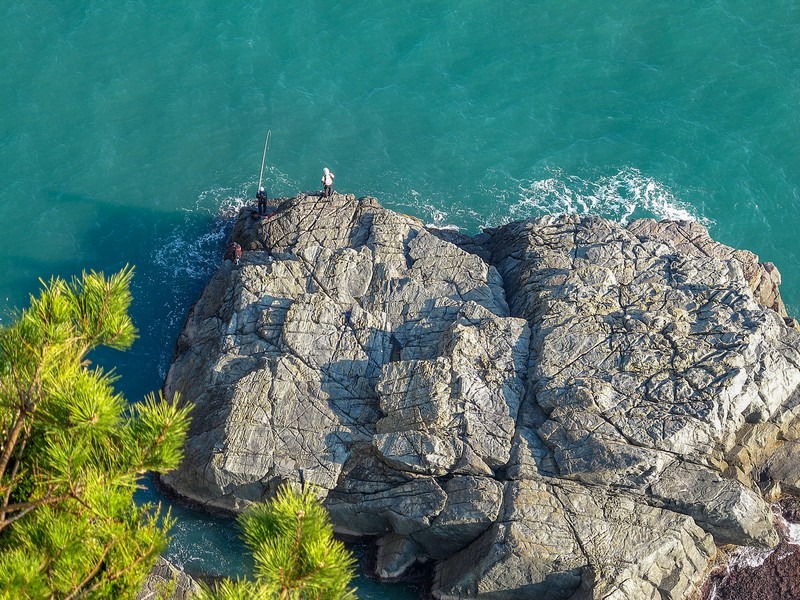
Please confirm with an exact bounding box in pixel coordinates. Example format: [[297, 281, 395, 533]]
[[160, 195, 800, 599], [488, 214, 800, 549], [161, 194, 519, 512]]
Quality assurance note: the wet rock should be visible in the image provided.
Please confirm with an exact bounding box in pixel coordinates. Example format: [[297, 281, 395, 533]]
[[375, 533, 420, 580]]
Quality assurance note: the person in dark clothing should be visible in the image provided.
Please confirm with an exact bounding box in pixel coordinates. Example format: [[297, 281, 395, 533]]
[[256, 186, 268, 215]]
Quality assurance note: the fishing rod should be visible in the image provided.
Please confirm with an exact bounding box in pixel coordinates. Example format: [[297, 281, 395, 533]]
[[257, 130, 271, 192]]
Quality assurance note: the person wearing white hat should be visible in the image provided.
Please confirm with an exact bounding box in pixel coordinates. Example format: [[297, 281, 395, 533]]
[[321, 167, 335, 198]]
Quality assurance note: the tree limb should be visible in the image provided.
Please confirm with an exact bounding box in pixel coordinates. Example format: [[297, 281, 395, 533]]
[[0, 491, 71, 532]]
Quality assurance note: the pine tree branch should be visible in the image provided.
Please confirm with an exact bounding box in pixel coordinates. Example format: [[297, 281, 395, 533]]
[[0, 268, 181, 599], [0, 338, 50, 482], [279, 569, 289, 600], [0, 408, 28, 485], [62, 540, 114, 600], [0, 490, 71, 532], [0, 491, 68, 514], [67, 536, 160, 600], [134, 421, 171, 473], [1, 426, 29, 511]]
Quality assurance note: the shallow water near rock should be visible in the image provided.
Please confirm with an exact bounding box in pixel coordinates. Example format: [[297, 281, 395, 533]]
[[3, 2, 800, 597], [135, 477, 424, 597]]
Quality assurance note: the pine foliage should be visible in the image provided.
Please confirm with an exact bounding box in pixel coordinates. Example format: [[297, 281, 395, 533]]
[[198, 485, 357, 600], [0, 267, 191, 599]]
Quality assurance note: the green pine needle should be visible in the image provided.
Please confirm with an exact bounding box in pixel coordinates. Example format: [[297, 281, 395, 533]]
[[0, 268, 191, 599]]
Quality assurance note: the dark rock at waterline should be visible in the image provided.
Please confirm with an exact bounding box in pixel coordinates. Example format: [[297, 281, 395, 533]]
[[707, 551, 800, 600], [160, 193, 800, 599], [700, 503, 800, 600]]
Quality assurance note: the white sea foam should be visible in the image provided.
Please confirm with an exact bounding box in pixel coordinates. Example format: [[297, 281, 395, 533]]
[[776, 510, 800, 546], [389, 188, 487, 232], [508, 167, 710, 226], [386, 167, 711, 234], [787, 521, 800, 545], [704, 506, 800, 599], [154, 227, 228, 286], [154, 171, 292, 281], [727, 546, 775, 570]]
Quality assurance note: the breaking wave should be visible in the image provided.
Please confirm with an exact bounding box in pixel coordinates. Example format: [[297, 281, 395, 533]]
[[386, 166, 711, 233], [507, 167, 710, 226], [153, 164, 292, 282]]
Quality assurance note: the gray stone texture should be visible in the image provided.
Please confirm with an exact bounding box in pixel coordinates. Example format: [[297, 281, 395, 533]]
[[160, 195, 800, 599], [136, 557, 200, 600]]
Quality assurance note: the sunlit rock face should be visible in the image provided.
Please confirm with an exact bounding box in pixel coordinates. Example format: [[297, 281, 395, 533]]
[[161, 194, 800, 600]]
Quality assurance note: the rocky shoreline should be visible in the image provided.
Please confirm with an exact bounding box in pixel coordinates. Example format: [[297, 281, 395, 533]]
[[159, 193, 800, 599]]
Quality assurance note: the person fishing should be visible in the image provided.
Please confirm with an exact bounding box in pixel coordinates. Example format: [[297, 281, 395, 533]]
[[321, 167, 335, 198], [255, 130, 271, 215], [256, 186, 268, 215]]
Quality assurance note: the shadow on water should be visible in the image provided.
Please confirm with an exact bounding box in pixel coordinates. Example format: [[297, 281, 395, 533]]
[[15, 189, 421, 598], [136, 475, 424, 599], [5, 188, 250, 573], [134, 475, 253, 580], [27, 188, 236, 401], [2, 188, 219, 352]]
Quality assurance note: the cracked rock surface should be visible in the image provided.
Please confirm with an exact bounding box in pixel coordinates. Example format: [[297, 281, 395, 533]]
[[160, 194, 800, 599]]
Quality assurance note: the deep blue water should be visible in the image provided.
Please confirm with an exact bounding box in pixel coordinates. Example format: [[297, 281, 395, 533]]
[[2, 2, 800, 597]]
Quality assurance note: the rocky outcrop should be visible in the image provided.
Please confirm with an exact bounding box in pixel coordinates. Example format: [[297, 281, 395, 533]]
[[160, 193, 800, 599], [136, 557, 200, 600]]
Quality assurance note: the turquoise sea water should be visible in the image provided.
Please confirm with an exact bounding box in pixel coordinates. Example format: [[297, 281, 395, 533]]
[[2, 2, 799, 597]]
